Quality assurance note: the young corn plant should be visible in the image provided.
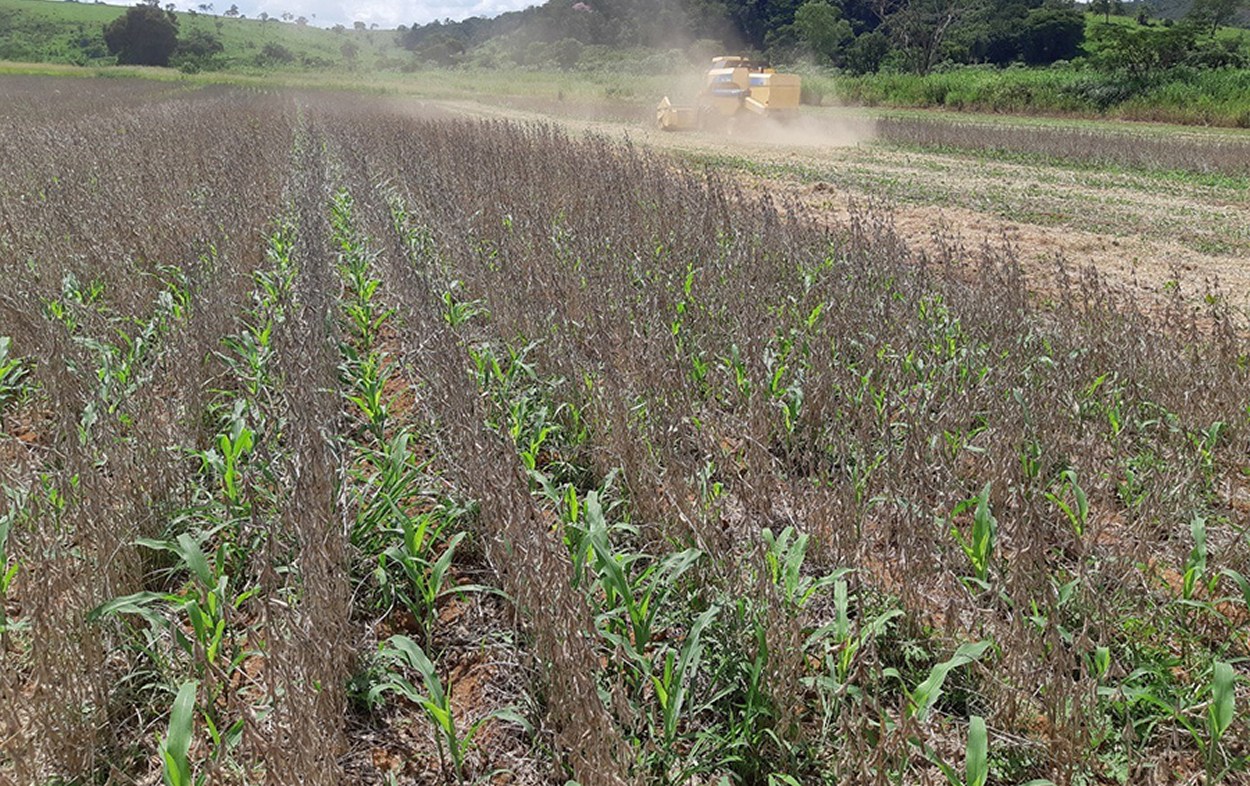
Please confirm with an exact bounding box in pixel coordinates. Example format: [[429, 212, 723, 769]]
[[651, 605, 720, 749], [383, 186, 443, 277], [377, 519, 492, 654], [713, 592, 799, 782], [90, 230, 294, 781], [441, 280, 488, 327], [935, 716, 988, 786], [682, 527, 854, 783], [950, 483, 996, 590], [253, 221, 299, 321], [1204, 661, 1239, 783], [1044, 469, 1090, 539], [1190, 420, 1227, 492], [67, 270, 190, 442], [41, 271, 106, 336], [556, 489, 734, 780], [927, 716, 1056, 786], [90, 533, 254, 775], [1129, 660, 1242, 783], [0, 485, 27, 642], [888, 640, 994, 722], [340, 343, 393, 443], [352, 430, 433, 553], [0, 337, 31, 413], [804, 577, 902, 726], [762, 527, 849, 611], [215, 224, 298, 404], [890, 644, 1033, 786], [331, 189, 397, 443], [1181, 514, 1210, 603], [582, 490, 703, 664], [370, 635, 529, 785]]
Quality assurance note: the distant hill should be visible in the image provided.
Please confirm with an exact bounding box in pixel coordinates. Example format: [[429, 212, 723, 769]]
[[0, 0, 409, 69]]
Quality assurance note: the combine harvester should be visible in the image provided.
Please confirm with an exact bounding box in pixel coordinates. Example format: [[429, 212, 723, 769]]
[[656, 56, 801, 133]]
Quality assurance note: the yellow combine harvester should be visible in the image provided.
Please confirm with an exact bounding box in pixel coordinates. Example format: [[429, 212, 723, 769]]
[[656, 56, 801, 132]]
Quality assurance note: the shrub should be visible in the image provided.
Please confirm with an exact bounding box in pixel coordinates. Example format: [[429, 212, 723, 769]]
[[102, 5, 178, 66]]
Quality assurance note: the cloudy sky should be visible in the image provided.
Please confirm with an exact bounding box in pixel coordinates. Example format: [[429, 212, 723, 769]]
[[167, 0, 538, 28]]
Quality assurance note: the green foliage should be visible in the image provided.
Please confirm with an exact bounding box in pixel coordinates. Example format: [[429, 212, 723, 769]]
[[843, 30, 891, 75], [103, 4, 179, 67], [793, 1, 852, 63], [0, 485, 25, 637], [371, 635, 529, 783], [832, 62, 1250, 127], [894, 640, 993, 722], [965, 716, 988, 786], [1189, 0, 1250, 35], [9, 74, 1250, 786], [160, 681, 198, 786], [1019, 7, 1086, 66], [1089, 20, 1205, 76], [257, 41, 295, 65], [950, 483, 996, 587], [173, 27, 223, 70], [0, 337, 30, 413], [1044, 469, 1090, 538]]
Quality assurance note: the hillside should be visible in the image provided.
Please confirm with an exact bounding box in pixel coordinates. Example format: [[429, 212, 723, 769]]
[[0, 0, 409, 69]]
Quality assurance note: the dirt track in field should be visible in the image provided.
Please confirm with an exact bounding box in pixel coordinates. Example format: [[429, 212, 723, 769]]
[[421, 96, 1250, 314]]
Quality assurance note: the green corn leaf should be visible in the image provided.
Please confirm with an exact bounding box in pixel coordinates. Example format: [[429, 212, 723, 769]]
[[966, 716, 988, 786], [87, 590, 177, 628], [385, 634, 447, 709], [161, 681, 198, 786], [175, 533, 214, 586], [1210, 661, 1235, 741], [664, 604, 719, 741], [1187, 515, 1207, 577], [912, 640, 992, 721], [1220, 568, 1250, 612], [428, 532, 465, 601]]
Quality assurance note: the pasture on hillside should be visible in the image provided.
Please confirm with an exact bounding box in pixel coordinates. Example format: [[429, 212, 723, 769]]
[[1, 76, 1249, 786]]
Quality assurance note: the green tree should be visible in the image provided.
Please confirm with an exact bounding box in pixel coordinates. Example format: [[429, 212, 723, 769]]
[[257, 41, 295, 65], [794, 1, 853, 62], [1187, 0, 1248, 36], [1018, 6, 1084, 65], [1091, 21, 1196, 77], [844, 29, 891, 73], [175, 28, 223, 60], [103, 4, 179, 66], [884, 0, 984, 74]]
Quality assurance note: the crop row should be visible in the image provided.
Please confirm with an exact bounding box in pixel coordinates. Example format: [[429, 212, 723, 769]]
[[1, 79, 1248, 786]]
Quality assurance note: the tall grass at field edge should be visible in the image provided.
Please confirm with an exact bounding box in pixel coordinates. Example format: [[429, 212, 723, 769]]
[[814, 65, 1250, 128]]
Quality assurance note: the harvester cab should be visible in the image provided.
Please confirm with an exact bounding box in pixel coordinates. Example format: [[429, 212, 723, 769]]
[[657, 56, 801, 132]]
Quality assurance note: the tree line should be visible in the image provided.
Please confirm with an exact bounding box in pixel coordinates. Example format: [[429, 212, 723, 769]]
[[398, 0, 1247, 75]]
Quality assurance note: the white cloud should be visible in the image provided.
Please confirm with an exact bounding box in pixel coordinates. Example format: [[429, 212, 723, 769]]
[[181, 1, 538, 27]]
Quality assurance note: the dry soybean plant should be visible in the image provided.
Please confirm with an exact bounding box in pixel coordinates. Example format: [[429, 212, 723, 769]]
[[1, 79, 1248, 786]]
